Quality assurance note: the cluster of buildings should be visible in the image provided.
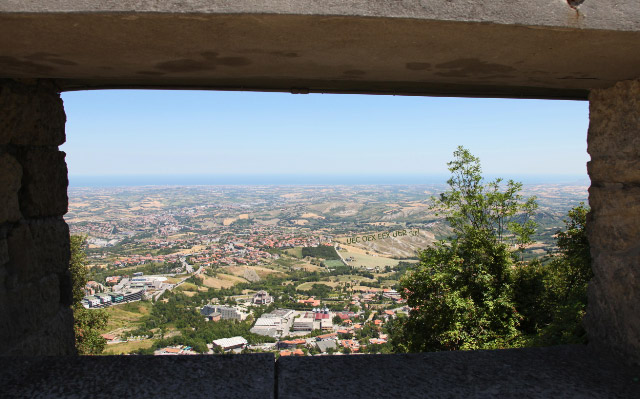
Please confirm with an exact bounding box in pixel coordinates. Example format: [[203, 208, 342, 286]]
[[252, 290, 274, 305], [82, 274, 172, 309], [200, 304, 243, 321], [250, 309, 296, 338], [109, 230, 331, 269], [82, 289, 144, 308]]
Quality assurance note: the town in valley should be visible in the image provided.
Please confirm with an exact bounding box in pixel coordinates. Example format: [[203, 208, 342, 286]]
[[68, 183, 588, 356]]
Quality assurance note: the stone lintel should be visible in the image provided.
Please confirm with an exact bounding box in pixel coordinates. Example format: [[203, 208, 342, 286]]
[[0, 4, 639, 98]]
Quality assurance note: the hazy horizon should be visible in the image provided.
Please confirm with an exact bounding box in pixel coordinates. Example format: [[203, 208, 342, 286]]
[[68, 173, 590, 188]]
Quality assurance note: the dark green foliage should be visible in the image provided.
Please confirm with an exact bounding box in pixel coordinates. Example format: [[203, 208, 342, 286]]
[[70, 235, 109, 355], [512, 259, 550, 335], [513, 204, 592, 345], [301, 245, 341, 260], [395, 229, 519, 352], [300, 283, 332, 298]]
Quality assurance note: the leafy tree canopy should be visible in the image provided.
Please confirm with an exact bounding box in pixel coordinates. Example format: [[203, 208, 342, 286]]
[[70, 235, 109, 355], [393, 147, 537, 352]]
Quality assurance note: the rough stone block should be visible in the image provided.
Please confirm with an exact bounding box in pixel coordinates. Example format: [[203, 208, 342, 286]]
[[17, 148, 68, 218], [5, 219, 71, 286], [588, 158, 640, 185], [6, 222, 39, 283], [587, 79, 640, 367], [0, 238, 8, 266], [1, 353, 275, 397], [587, 186, 640, 252], [0, 152, 23, 224], [0, 274, 61, 353], [277, 347, 640, 398], [588, 80, 640, 160], [0, 79, 66, 146], [585, 251, 640, 364], [27, 217, 70, 275], [4, 306, 76, 356]]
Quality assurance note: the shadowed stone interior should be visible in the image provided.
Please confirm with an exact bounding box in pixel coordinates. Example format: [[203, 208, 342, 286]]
[[1, 347, 638, 399], [277, 346, 640, 399], [1, 353, 276, 399], [0, 79, 74, 356]]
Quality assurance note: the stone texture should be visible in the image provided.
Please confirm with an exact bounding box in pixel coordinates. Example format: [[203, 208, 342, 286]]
[[588, 80, 640, 163], [0, 152, 22, 224], [17, 147, 68, 218], [4, 306, 76, 356], [0, 79, 73, 356], [0, 273, 62, 354], [277, 346, 640, 399], [586, 79, 640, 366], [0, 79, 66, 146], [27, 217, 70, 276], [4, 217, 70, 285], [0, 237, 9, 266], [6, 222, 39, 283], [2, 4, 640, 99], [587, 186, 640, 252], [1, 353, 275, 398]]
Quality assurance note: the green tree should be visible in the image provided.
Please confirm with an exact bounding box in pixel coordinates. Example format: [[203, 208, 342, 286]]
[[435, 146, 538, 250], [70, 235, 109, 355], [514, 204, 592, 345], [393, 147, 536, 352]]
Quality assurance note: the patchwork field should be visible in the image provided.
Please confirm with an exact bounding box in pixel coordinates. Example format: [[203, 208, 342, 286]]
[[104, 339, 155, 355], [103, 301, 152, 332], [296, 281, 340, 291], [224, 265, 285, 279], [201, 273, 248, 289], [338, 247, 400, 269]]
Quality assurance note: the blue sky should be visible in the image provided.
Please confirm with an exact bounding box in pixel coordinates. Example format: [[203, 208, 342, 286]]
[[61, 90, 589, 183]]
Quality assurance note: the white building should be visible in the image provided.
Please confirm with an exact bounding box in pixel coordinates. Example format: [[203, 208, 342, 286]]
[[250, 309, 295, 337], [212, 336, 248, 351]]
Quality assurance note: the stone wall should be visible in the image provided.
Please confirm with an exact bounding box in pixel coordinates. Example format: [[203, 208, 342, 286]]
[[586, 79, 640, 366], [0, 79, 75, 355]]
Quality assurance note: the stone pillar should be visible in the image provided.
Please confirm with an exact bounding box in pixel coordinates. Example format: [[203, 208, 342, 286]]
[[0, 79, 75, 355], [586, 80, 640, 366]]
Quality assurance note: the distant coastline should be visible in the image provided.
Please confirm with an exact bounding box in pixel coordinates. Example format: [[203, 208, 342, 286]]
[[68, 174, 590, 188]]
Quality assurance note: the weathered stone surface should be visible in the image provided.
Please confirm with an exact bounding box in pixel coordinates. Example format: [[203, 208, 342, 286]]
[[0, 79, 66, 146], [1, 353, 275, 398], [588, 80, 640, 161], [17, 148, 68, 218], [277, 346, 640, 399], [27, 217, 70, 275], [6, 222, 39, 283], [584, 251, 640, 365], [4, 306, 76, 356], [0, 152, 22, 223], [0, 237, 8, 266], [0, 79, 73, 356], [588, 158, 640, 185], [5, 218, 70, 281], [587, 186, 640, 252], [0, 273, 62, 354], [587, 79, 640, 366], [2, 3, 640, 98]]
